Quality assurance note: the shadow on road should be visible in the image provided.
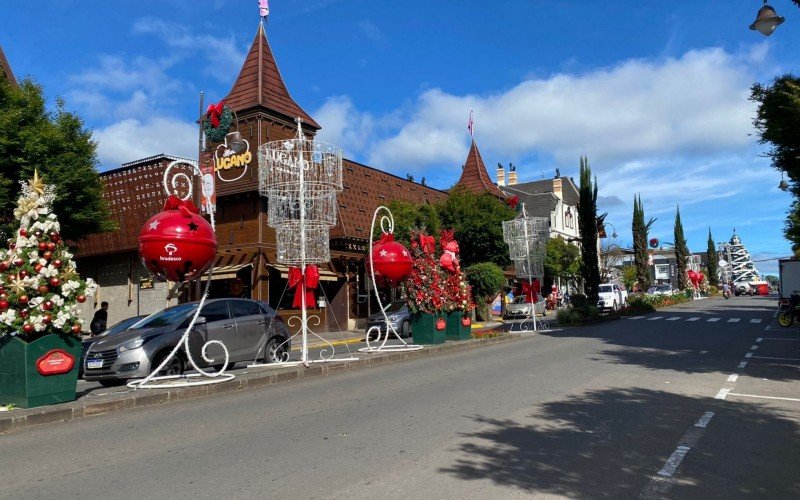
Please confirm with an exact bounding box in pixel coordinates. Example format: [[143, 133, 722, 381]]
[[439, 387, 800, 498]]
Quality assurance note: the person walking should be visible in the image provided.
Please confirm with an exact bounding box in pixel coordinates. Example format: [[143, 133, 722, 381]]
[[90, 301, 109, 335]]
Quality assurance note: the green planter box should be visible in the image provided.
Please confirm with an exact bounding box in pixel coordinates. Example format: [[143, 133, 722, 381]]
[[0, 334, 81, 409], [410, 313, 446, 345], [445, 311, 472, 341]]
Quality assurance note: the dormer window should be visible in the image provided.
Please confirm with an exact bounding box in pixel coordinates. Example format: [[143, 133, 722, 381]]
[[564, 207, 574, 229]]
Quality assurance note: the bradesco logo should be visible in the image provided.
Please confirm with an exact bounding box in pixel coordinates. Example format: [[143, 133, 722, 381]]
[[160, 243, 182, 262]]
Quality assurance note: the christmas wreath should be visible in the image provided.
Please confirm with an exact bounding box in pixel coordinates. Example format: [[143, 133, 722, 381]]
[[203, 101, 234, 143]]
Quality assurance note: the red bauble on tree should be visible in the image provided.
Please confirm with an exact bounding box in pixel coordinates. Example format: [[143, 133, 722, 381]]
[[138, 195, 217, 282], [370, 233, 412, 285]]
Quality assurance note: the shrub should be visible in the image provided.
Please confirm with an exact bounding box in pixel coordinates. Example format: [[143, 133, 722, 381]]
[[472, 330, 501, 339], [570, 294, 588, 309], [709, 285, 718, 295]]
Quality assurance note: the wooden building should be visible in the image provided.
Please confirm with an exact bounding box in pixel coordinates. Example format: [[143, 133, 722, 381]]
[[74, 24, 447, 331]]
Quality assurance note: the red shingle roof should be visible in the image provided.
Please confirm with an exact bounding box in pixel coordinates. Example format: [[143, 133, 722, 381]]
[[455, 140, 505, 198], [224, 23, 319, 129], [0, 45, 17, 88]]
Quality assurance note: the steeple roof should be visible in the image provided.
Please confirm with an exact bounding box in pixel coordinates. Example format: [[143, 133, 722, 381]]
[[224, 23, 319, 129], [455, 140, 505, 198], [0, 45, 17, 88]]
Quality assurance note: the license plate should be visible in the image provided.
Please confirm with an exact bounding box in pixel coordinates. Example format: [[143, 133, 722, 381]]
[[87, 359, 103, 369]]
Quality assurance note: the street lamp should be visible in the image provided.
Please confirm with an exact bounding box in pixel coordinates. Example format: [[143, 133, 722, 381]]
[[750, 1, 786, 36], [599, 221, 618, 239], [779, 172, 790, 191]]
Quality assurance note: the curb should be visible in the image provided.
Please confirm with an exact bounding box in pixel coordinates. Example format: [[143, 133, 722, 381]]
[[0, 334, 520, 435]]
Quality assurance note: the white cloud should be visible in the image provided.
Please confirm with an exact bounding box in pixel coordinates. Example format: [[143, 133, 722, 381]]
[[313, 96, 377, 155], [358, 20, 386, 45], [93, 117, 197, 168]]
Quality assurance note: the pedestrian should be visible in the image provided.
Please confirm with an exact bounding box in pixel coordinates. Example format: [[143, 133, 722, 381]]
[[90, 301, 109, 335], [722, 282, 730, 300]]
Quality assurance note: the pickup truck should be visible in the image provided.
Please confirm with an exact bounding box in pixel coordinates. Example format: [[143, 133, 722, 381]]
[[779, 259, 800, 307], [597, 283, 627, 312]]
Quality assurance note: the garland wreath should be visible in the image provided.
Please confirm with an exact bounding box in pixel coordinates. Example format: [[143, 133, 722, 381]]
[[203, 101, 234, 143]]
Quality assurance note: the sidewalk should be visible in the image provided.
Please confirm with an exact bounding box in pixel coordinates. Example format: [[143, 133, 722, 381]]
[[1, 321, 509, 435]]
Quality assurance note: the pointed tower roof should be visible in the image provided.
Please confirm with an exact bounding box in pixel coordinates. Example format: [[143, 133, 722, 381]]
[[224, 23, 319, 129], [0, 45, 18, 88], [455, 140, 505, 198]]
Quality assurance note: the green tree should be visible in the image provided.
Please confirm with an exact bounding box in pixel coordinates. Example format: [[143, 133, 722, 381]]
[[577, 156, 601, 302], [673, 206, 690, 290], [621, 265, 638, 291], [751, 75, 800, 253], [382, 200, 440, 248], [437, 185, 515, 269], [0, 78, 113, 243], [706, 228, 719, 287], [464, 262, 506, 321], [545, 236, 581, 285], [632, 194, 656, 291]]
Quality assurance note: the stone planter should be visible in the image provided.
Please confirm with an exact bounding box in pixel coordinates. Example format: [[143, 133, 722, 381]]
[[410, 313, 446, 345], [445, 311, 472, 341], [0, 333, 81, 408]]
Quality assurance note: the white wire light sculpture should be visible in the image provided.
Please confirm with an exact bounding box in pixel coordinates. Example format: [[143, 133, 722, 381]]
[[253, 118, 357, 367], [128, 159, 235, 389], [502, 204, 549, 332]]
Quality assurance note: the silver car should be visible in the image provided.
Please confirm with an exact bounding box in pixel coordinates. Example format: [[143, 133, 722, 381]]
[[503, 295, 547, 319], [366, 300, 412, 339], [83, 298, 290, 386]]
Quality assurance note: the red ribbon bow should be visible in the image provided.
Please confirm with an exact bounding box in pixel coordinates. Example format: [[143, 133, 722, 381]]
[[163, 195, 199, 218], [521, 278, 540, 303], [419, 234, 436, 255], [507, 195, 520, 210], [288, 265, 320, 309], [206, 101, 225, 128], [378, 232, 394, 244]]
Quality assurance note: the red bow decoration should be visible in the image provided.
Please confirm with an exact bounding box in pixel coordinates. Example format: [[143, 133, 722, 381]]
[[418, 234, 436, 255], [288, 265, 319, 309], [521, 278, 540, 303], [163, 195, 200, 218], [507, 195, 520, 210], [378, 232, 394, 244], [206, 101, 225, 128]]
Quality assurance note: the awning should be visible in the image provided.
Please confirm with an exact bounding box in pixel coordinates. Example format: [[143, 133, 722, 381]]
[[202, 252, 259, 280], [267, 263, 340, 282]]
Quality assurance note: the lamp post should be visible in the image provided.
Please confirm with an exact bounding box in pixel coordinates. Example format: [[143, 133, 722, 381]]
[[749, 1, 800, 36]]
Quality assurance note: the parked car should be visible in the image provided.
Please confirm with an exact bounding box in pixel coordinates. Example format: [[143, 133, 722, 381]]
[[647, 284, 674, 296], [597, 284, 627, 312], [366, 300, 412, 339], [503, 295, 547, 319], [83, 298, 289, 386], [79, 315, 146, 378]]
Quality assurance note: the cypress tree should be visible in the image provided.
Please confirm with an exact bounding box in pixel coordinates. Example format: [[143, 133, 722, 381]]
[[632, 195, 655, 291], [577, 156, 601, 303], [674, 206, 689, 290], [707, 228, 719, 287]]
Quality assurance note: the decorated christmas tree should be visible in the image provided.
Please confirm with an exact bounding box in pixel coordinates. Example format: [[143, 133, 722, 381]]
[[0, 171, 96, 341], [403, 230, 447, 315], [438, 229, 473, 315]]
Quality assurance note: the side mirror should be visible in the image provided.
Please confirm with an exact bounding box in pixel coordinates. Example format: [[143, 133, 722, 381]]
[[195, 316, 207, 325]]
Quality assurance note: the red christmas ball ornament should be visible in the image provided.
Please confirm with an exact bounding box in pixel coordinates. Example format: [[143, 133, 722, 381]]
[[49, 277, 61, 287], [0, 261, 8, 271], [38, 285, 49, 294], [0, 300, 8, 310], [52, 259, 63, 268], [33, 230, 42, 238], [43, 314, 52, 324], [76, 294, 86, 303], [8, 243, 15, 250], [34, 264, 44, 273], [649, 238, 659, 248], [42, 300, 53, 311], [71, 324, 82, 334], [138, 196, 217, 283], [370, 233, 413, 285], [19, 228, 27, 237], [46, 242, 56, 251], [38, 242, 47, 251], [435, 318, 446, 331], [12, 257, 24, 267], [19, 309, 29, 319], [50, 232, 61, 243], [43, 251, 52, 260], [22, 324, 34, 334], [19, 270, 28, 278]]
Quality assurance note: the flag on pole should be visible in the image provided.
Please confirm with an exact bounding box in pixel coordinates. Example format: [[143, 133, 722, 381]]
[[467, 109, 474, 137], [259, 0, 270, 18]]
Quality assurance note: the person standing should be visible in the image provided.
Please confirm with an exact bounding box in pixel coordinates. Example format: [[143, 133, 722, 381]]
[[90, 301, 109, 335]]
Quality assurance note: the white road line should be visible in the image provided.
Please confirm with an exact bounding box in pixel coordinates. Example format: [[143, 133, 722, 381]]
[[695, 411, 715, 428], [715, 388, 731, 400], [727, 318, 740, 323], [750, 355, 800, 361], [628, 316, 645, 320], [708, 317, 721, 322], [756, 338, 763, 342], [760, 337, 800, 341], [750, 319, 762, 324], [666, 317, 681, 321], [686, 317, 700, 322], [648, 316, 664, 321], [727, 393, 800, 403], [745, 353, 753, 358], [727, 374, 739, 383], [738, 361, 748, 369], [751, 345, 758, 350], [658, 446, 691, 477]]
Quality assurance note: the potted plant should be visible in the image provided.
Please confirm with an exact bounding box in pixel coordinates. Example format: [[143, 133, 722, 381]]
[[0, 171, 96, 408], [403, 231, 446, 344]]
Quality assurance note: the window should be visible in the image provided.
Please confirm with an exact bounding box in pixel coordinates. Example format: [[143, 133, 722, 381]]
[[231, 300, 261, 318], [200, 301, 231, 322]]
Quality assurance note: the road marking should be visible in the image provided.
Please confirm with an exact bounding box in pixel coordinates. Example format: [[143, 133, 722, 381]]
[[715, 388, 731, 400], [666, 317, 681, 321], [628, 316, 645, 320], [727, 374, 739, 382], [750, 355, 800, 361], [695, 411, 715, 428], [750, 319, 762, 324], [707, 317, 721, 322], [760, 337, 800, 341], [727, 393, 800, 403], [751, 345, 758, 350], [727, 318, 740, 323], [756, 337, 763, 342], [738, 361, 748, 369], [658, 446, 691, 477], [686, 317, 700, 322], [745, 352, 753, 358], [648, 316, 664, 321]]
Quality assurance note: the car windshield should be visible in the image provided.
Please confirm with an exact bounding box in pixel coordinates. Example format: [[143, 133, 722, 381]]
[[599, 285, 613, 293], [658, 285, 671, 290], [383, 301, 406, 313], [130, 303, 198, 329], [97, 316, 145, 338], [512, 296, 529, 304]]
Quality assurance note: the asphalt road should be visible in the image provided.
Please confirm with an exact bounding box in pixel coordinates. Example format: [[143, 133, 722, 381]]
[[2, 295, 798, 499]]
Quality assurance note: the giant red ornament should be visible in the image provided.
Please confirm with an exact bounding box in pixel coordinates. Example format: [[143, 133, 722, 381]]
[[370, 233, 412, 285], [138, 196, 217, 282]]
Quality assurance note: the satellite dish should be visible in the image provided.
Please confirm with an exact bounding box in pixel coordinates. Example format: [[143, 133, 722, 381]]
[[718, 259, 728, 268]]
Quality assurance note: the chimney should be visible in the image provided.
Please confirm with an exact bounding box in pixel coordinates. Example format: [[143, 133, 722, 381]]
[[496, 163, 505, 188], [508, 162, 518, 186], [553, 177, 563, 201]]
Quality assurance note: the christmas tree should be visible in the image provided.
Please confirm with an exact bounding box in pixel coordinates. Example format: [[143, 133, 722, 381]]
[[0, 171, 96, 341], [403, 230, 447, 315], [438, 229, 473, 314]]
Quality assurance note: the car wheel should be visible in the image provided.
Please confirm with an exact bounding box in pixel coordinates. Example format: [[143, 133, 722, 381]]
[[99, 379, 126, 388], [778, 311, 794, 327], [266, 337, 288, 363], [151, 351, 184, 377], [401, 321, 411, 338]]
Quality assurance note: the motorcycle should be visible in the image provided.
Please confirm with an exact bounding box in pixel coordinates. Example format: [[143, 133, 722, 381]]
[[777, 292, 800, 327]]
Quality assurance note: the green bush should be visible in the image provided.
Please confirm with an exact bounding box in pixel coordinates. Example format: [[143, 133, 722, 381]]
[[709, 285, 718, 295]]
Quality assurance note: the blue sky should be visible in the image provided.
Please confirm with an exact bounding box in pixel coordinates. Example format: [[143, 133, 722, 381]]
[[4, 1, 799, 275]]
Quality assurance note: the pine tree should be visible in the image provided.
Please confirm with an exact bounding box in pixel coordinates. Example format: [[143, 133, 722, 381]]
[[577, 156, 601, 302], [632, 195, 655, 291], [706, 229, 719, 287], [673, 207, 690, 290], [0, 171, 96, 341]]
